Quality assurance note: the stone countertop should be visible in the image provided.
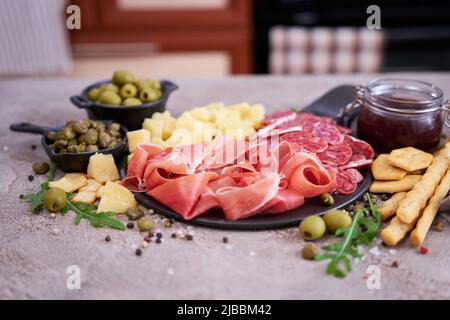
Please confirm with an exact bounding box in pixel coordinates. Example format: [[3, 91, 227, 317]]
[[1, 73, 450, 300]]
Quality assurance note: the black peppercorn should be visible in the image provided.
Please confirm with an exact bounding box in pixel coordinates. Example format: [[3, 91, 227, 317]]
[[186, 234, 193, 241], [156, 232, 162, 239], [19, 194, 24, 199], [28, 175, 34, 182], [31, 144, 36, 150], [105, 235, 111, 242], [127, 222, 134, 229], [135, 248, 142, 256], [222, 236, 228, 243], [171, 233, 177, 238], [156, 238, 162, 244]]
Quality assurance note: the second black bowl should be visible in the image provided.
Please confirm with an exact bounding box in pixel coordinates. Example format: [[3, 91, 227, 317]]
[[70, 80, 178, 130]]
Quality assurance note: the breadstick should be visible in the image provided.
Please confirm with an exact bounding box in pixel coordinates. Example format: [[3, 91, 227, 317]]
[[379, 192, 407, 220], [410, 169, 450, 247], [380, 216, 419, 246], [397, 142, 450, 224]]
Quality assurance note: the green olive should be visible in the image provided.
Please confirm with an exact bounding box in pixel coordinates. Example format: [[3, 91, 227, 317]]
[[147, 80, 161, 90], [98, 91, 122, 105], [139, 87, 159, 102], [299, 215, 326, 240], [32, 162, 50, 175], [323, 210, 352, 234], [44, 188, 67, 212], [122, 97, 142, 106], [119, 83, 137, 99], [137, 217, 154, 231], [112, 70, 134, 87], [88, 87, 102, 101], [100, 83, 119, 93]]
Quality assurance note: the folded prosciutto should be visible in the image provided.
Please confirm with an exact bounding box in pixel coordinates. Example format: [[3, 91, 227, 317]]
[[122, 135, 337, 220]]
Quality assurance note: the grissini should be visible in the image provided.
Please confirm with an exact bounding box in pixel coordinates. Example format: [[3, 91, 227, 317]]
[[380, 215, 420, 246], [379, 192, 407, 220]]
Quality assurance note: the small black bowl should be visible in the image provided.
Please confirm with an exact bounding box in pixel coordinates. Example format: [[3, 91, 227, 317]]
[[10, 121, 128, 172], [70, 80, 178, 130]]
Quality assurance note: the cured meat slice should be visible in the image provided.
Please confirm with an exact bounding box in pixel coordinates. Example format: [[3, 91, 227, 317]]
[[317, 143, 352, 166], [344, 168, 364, 184], [336, 170, 357, 195], [312, 122, 344, 145], [339, 154, 373, 169], [344, 135, 374, 160], [280, 132, 328, 153], [147, 171, 218, 217], [259, 189, 305, 214]]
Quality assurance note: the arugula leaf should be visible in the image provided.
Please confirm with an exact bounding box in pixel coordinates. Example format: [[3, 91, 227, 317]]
[[22, 165, 56, 212], [66, 201, 126, 231], [314, 193, 382, 278]]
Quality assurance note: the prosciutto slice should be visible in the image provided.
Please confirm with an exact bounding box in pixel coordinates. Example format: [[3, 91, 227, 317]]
[[122, 137, 336, 221]]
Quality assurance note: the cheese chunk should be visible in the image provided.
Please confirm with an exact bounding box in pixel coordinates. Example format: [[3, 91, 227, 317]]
[[71, 191, 97, 205], [79, 179, 103, 192], [49, 173, 87, 193], [127, 129, 150, 153], [97, 181, 137, 213], [87, 153, 119, 183]]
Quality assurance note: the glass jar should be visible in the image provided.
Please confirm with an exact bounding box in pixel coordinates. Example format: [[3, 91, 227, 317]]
[[354, 79, 450, 152]]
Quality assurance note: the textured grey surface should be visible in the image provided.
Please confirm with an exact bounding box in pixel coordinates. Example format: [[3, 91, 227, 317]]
[[1, 74, 450, 300]]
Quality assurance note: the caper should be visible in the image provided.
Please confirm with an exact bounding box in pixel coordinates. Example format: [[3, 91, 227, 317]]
[[67, 138, 78, 146], [299, 216, 326, 240], [98, 90, 121, 105], [100, 83, 119, 93], [79, 128, 98, 145], [139, 87, 159, 102], [44, 188, 67, 212], [88, 87, 102, 101], [46, 131, 58, 141], [112, 70, 134, 87], [123, 97, 142, 106], [32, 162, 50, 174], [137, 217, 154, 232], [319, 192, 334, 206], [110, 123, 121, 132], [94, 122, 106, 132], [323, 210, 352, 234], [86, 145, 98, 152], [108, 129, 121, 138], [98, 131, 112, 148], [125, 207, 144, 221], [53, 140, 68, 150], [108, 140, 119, 148], [72, 120, 89, 134], [301, 243, 320, 260], [120, 83, 138, 99]]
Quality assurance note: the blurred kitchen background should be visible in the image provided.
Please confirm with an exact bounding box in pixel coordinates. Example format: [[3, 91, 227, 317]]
[[1, 0, 450, 79]]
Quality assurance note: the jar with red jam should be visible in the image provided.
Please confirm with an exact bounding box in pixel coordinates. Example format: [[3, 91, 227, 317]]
[[354, 79, 450, 152]]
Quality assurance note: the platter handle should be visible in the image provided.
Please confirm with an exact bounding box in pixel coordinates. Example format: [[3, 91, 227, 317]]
[[9, 122, 52, 135]]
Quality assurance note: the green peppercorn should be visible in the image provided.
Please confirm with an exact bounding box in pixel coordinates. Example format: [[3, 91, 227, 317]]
[[137, 217, 154, 232], [301, 243, 320, 260], [319, 192, 334, 206]]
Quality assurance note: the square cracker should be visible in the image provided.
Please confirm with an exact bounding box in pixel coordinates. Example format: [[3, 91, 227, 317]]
[[369, 175, 422, 193], [387, 147, 433, 172], [371, 154, 407, 180]]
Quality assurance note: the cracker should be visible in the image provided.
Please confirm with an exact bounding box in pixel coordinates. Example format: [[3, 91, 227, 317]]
[[379, 192, 407, 220], [371, 154, 407, 180], [369, 175, 421, 193], [387, 147, 433, 172]]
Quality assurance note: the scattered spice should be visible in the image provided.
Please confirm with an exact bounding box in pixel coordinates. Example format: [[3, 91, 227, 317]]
[[156, 232, 163, 239], [51, 228, 59, 235], [28, 175, 34, 182], [419, 246, 428, 255], [127, 222, 134, 229], [164, 220, 173, 228], [432, 217, 444, 232], [105, 235, 111, 242], [148, 231, 154, 238], [301, 243, 320, 260], [185, 234, 193, 241], [222, 236, 228, 243], [31, 144, 37, 150], [135, 248, 142, 256], [19, 194, 24, 199], [143, 236, 151, 242], [391, 261, 399, 268], [140, 241, 148, 249], [171, 233, 177, 238], [49, 213, 56, 219], [137, 217, 154, 232], [148, 209, 155, 215], [156, 238, 162, 244]]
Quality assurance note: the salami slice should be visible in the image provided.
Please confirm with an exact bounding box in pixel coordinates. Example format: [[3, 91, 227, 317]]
[[317, 143, 352, 166], [344, 168, 364, 184], [336, 170, 357, 195], [280, 132, 328, 153], [312, 122, 344, 145], [263, 110, 295, 125], [339, 154, 373, 169], [344, 135, 374, 160]]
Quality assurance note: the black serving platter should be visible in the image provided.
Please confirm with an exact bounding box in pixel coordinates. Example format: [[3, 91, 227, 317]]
[[10, 121, 128, 172], [70, 79, 178, 130], [118, 85, 372, 230]]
